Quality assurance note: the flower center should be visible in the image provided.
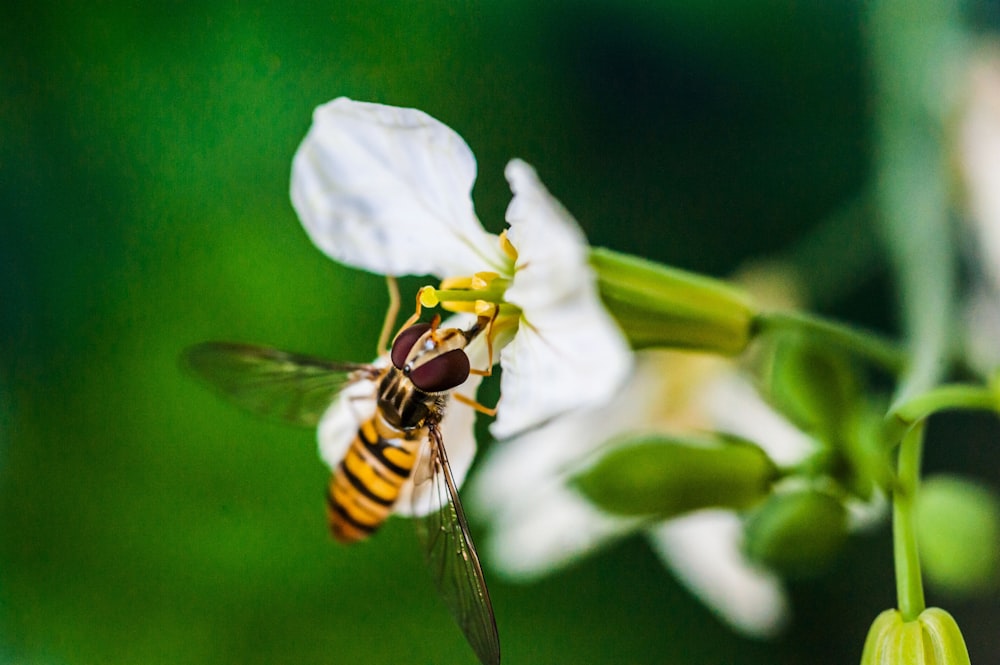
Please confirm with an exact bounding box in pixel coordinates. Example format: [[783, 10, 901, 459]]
[[418, 231, 522, 320]]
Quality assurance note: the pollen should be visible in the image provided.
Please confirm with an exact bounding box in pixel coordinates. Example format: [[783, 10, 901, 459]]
[[439, 275, 473, 290], [471, 272, 500, 290], [444, 301, 481, 313], [499, 230, 518, 262], [474, 300, 498, 317], [419, 262, 518, 318], [419, 287, 440, 308]]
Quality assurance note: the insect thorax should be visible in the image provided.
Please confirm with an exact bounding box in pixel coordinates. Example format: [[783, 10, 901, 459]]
[[377, 367, 448, 431]]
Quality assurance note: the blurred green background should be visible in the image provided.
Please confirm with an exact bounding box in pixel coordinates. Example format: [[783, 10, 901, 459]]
[[4, 2, 999, 664]]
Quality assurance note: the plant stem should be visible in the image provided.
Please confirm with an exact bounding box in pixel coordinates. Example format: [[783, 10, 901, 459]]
[[867, 0, 964, 406], [893, 422, 926, 621], [867, 0, 965, 625], [891, 384, 998, 426], [754, 310, 906, 374]]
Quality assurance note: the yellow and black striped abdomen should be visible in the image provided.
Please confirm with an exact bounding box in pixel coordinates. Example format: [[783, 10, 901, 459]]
[[327, 416, 424, 543]]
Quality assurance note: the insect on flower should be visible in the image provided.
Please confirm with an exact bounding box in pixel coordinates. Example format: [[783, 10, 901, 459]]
[[183, 281, 501, 665]]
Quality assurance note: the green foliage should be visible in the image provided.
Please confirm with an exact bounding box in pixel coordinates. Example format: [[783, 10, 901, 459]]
[[917, 475, 1000, 595], [756, 329, 893, 500], [764, 332, 860, 442]]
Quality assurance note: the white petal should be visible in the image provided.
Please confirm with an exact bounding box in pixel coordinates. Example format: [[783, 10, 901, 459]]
[[470, 354, 670, 575], [491, 160, 632, 438], [647, 511, 789, 639], [474, 352, 692, 519], [291, 98, 506, 277], [503, 159, 591, 304], [964, 286, 1000, 374], [845, 488, 889, 532], [484, 483, 638, 580], [960, 53, 1000, 292], [698, 373, 813, 468], [316, 367, 380, 472]]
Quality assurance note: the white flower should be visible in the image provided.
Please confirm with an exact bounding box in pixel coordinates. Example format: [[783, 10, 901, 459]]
[[957, 48, 1000, 374], [959, 49, 1000, 290], [469, 349, 809, 638], [647, 511, 788, 636], [291, 97, 632, 440]]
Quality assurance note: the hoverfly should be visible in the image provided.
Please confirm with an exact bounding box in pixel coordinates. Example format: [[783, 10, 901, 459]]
[[183, 281, 500, 665]]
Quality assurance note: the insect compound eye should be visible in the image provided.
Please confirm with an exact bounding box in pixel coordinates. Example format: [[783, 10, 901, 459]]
[[391, 323, 432, 369], [408, 349, 471, 393]]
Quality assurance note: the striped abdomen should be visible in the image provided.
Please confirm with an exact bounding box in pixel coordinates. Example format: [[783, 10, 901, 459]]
[[326, 412, 425, 543]]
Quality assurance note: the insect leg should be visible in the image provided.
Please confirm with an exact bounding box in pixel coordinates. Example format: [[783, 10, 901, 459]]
[[452, 392, 498, 417], [376, 276, 402, 357], [391, 285, 436, 341]]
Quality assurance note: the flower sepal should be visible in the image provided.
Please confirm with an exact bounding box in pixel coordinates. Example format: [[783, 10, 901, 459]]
[[743, 488, 848, 578], [571, 434, 778, 518], [590, 247, 755, 355], [762, 330, 862, 443], [860, 607, 971, 665]]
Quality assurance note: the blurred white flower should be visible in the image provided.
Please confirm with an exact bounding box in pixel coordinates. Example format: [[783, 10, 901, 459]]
[[957, 47, 1000, 373], [648, 511, 788, 637], [469, 266, 823, 638], [470, 347, 815, 638], [291, 97, 631, 439]]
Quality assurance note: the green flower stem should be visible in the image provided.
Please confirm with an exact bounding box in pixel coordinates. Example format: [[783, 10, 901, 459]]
[[591, 246, 909, 373], [867, 0, 964, 408], [883, 384, 999, 448], [754, 310, 906, 374], [868, 0, 965, 629], [894, 422, 926, 621], [590, 247, 754, 355], [891, 384, 999, 426]]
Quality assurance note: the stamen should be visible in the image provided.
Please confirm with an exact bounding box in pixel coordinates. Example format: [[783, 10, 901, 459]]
[[471, 271, 500, 289], [442, 301, 480, 313], [439, 275, 474, 290], [416, 264, 519, 318], [499, 230, 518, 261], [474, 300, 498, 317], [419, 287, 440, 308]]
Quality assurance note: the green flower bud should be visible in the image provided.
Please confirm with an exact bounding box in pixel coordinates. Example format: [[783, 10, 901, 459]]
[[917, 475, 1000, 595], [589, 247, 754, 355], [571, 435, 777, 518], [860, 608, 970, 665], [743, 489, 848, 578], [764, 331, 859, 441]]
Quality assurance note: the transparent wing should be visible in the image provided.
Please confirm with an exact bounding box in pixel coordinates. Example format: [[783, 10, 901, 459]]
[[412, 423, 500, 665], [183, 341, 379, 427]]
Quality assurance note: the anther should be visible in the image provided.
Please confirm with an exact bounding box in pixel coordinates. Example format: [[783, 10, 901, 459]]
[[474, 300, 497, 317], [499, 230, 518, 261], [419, 287, 440, 308], [471, 272, 500, 290]]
